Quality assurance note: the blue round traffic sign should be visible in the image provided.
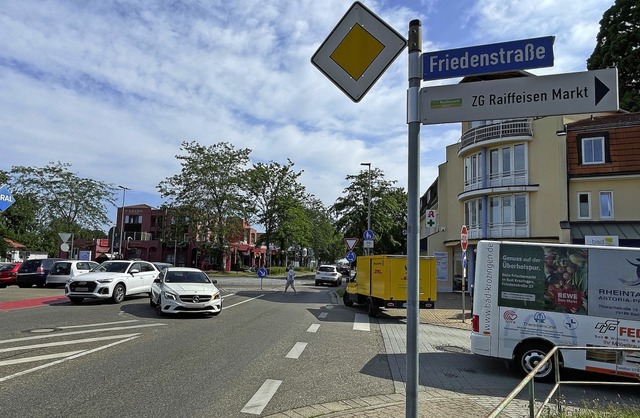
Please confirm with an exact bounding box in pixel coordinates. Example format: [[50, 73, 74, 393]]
[[346, 251, 356, 262], [363, 229, 374, 240], [257, 267, 267, 278]]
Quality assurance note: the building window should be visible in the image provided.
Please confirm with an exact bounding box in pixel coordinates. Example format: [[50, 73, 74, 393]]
[[125, 215, 142, 224], [577, 193, 591, 219], [581, 137, 605, 165], [464, 152, 483, 189], [599, 191, 613, 219]]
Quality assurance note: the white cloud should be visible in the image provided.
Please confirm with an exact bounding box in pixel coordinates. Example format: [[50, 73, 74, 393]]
[[0, 0, 614, 227]]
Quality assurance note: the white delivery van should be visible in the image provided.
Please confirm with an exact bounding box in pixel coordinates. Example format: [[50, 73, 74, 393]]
[[471, 240, 640, 381]]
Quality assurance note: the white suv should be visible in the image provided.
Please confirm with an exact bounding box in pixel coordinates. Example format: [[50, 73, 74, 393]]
[[65, 260, 159, 304], [315, 265, 342, 287]]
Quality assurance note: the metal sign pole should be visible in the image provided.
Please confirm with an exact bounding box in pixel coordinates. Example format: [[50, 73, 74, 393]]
[[406, 19, 422, 418]]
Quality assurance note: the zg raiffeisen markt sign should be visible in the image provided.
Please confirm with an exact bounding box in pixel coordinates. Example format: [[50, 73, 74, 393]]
[[311, 1, 407, 102], [421, 68, 619, 124]]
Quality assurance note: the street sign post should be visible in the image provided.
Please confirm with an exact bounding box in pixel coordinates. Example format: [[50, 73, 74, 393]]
[[311, 1, 407, 102], [422, 36, 554, 81], [0, 185, 15, 212], [420, 68, 618, 124], [344, 238, 359, 251], [461, 225, 468, 252]]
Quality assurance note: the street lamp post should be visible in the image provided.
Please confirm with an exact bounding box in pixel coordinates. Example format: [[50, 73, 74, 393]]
[[360, 162, 371, 255], [118, 185, 130, 258]]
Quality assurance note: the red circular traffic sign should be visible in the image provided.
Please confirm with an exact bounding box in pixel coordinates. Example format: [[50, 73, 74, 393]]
[[461, 225, 468, 252]]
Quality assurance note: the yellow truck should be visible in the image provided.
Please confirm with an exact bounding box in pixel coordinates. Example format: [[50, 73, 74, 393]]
[[343, 255, 437, 317]]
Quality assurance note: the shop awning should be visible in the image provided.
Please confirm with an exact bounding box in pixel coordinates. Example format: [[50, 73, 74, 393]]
[[570, 222, 640, 241]]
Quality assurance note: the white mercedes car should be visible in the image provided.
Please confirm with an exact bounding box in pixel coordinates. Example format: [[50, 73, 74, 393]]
[[65, 260, 160, 304], [150, 267, 222, 316]]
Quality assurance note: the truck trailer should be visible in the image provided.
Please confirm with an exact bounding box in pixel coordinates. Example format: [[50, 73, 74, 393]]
[[343, 255, 437, 317]]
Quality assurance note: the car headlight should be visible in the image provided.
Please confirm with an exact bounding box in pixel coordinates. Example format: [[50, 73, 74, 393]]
[[97, 278, 114, 283], [163, 291, 177, 301], [213, 292, 220, 300]]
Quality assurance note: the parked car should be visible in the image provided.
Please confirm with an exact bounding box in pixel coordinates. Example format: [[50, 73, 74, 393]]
[[150, 267, 221, 316], [0, 262, 21, 287], [315, 265, 342, 287], [338, 265, 351, 277], [65, 260, 159, 304], [46, 260, 100, 287], [152, 262, 173, 271], [16, 258, 64, 288]]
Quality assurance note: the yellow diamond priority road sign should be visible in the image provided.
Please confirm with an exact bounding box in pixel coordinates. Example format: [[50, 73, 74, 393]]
[[311, 1, 406, 102]]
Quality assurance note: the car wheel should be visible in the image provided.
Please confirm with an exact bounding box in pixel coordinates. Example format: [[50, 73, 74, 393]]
[[343, 291, 354, 307], [315, 280, 320, 286], [515, 342, 556, 382], [69, 297, 83, 304], [17, 284, 30, 288], [111, 283, 126, 304], [367, 297, 379, 318], [155, 297, 164, 316]]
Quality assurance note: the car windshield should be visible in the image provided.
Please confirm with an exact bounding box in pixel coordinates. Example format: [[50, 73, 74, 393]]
[[0, 264, 16, 272], [318, 266, 335, 272], [165, 271, 209, 283], [51, 262, 71, 275], [94, 262, 130, 273]]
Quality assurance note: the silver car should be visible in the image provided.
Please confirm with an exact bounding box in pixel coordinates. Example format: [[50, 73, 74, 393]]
[[150, 267, 221, 316], [46, 260, 99, 287]]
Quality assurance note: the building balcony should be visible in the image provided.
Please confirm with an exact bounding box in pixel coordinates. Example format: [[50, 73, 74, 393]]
[[458, 119, 533, 156]]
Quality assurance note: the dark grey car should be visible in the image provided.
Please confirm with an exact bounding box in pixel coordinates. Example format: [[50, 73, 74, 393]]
[[16, 258, 64, 288]]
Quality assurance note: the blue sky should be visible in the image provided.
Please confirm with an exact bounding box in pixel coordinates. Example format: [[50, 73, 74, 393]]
[[0, 0, 613, 229]]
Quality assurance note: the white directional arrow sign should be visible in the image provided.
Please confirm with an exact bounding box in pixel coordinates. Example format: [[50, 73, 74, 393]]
[[420, 68, 618, 125]]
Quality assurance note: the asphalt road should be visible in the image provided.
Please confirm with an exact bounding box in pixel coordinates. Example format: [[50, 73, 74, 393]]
[[0, 278, 393, 418]]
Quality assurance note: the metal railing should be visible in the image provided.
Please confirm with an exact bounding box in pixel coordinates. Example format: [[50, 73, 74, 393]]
[[488, 345, 640, 418], [459, 119, 532, 152]]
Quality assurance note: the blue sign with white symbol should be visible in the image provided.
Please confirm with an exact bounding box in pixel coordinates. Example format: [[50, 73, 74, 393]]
[[422, 36, 555, 81], [363, 230, 374, 240], [257, 267, 267, 278], [0, 185, 15, 212], [346, 251, 356, 262]]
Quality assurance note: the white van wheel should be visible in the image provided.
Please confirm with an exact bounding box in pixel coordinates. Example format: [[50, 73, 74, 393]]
[[516, 343, 555, 382]]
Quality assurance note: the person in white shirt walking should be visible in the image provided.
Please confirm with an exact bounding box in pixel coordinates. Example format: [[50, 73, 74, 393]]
[[284, 266, 296, 294]]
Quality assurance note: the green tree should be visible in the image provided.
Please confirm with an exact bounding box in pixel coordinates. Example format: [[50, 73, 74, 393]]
[[303, 197, 343, 265], [245, 159, 306, 267], [332, 167, 407, 255], [587, 0, 640, 112], [157, 141, 251, 268], [9, 162, 115, 254]]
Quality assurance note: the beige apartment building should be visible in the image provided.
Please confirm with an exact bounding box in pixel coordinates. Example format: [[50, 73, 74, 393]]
[[421, 83, 638, 292]]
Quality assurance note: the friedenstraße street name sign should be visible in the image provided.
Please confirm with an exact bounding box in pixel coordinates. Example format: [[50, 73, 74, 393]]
[[420, 68, 618, 125], [311, 1, 406, 102], [0, 184, 15, 212], [422, 36, 555, 81]]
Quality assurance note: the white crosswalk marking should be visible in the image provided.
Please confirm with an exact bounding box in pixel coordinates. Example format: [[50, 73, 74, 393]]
[[0, 334, 140, 353], [307, 324, 320, 333], [353, 313, 370, 331], [0, 351, 85, 366], [241, 379, 282, 415], [285, 342, 307, 359]]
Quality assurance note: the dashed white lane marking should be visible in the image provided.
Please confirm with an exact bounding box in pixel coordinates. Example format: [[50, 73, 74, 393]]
[[241, 379, 282, 415], [353, 313, 370, 331], [307, 324, 320, 333], [0, 334, 140, 353], [318, 312, 328, 319], [325, 305, 333, 310], [0, 350, 85, 366], [225, 294, 264, 309], [285, 342, 308, 359], [0, 335, 139, 383]]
